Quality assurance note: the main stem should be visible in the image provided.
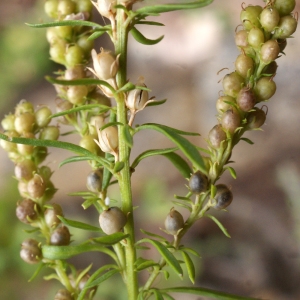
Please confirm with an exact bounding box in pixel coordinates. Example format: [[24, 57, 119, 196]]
[[114, 6, 139, 300]]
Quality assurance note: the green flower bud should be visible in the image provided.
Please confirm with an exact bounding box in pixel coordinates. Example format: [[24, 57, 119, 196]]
[[273, 15, 298, 39], [79, 135, 99, 154], [235, 54, 254, 78], [14, 112, 36, 134], [57, 0, 76, 16], [77, 35, 94, 56], [39, 126, 60, 140], [67, 85, 88, 105], [164, 208, 184, 235], [254, 76, 276, 101], [274, 0, 295, 16], [216, 96, 235, 114], [35, 106, 52, 128], [248, 27, 264, 49], [65, 44, 84, 68], [17, 132, 35, 156], [260, 7, 280, 32], [44, 0, 59, 18], [49, 39, 67, 65], [1, 114, 15, 131], [76, 0, 93, 13], [20, 239, 42, 264], [15, 100, 34, 115], [99, 207, 127, 235], [0, 130, 19, 153]]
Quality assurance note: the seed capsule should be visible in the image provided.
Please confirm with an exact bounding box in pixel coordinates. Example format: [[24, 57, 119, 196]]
[[235, 30, 248, 48], [39, 126, 60, 140], [246, 108, 266, 129], [16, 199, 38, 224], [80, 135, 99, 154], [35, 106, 52, 128], [50, 226, 71, 245], [14, 159, 37, 181], [240, 5, 263, 30], [221, 109, 241, 134], [99, 207, 127, 235], [86, 169, 102, 192], [65, 44, 84, 68], [67, 85, 88, 105], [274, 0, 296, 16], [236, 87, 256, 112], [260, 40, 280, 64], [235, 54, 254, 78], [254, 77, 276, 101], [272, 15, 298, 39], [20, 239, 42, 264], [14, 112, 36, 134], [213, 184, 233, 210], [45, 204, 64, 228], [164, 208, 184, 235], [248, 27, 264, 48], [27, 174, 47, 199], [54, 289, 74, 300], [189, 171, 208, 194], [260, 7, 280, 32], [1, 114, 15, 131], [222, 72, 244, 98], [96, 126, 118, 155], [208, 124, 227, 148]]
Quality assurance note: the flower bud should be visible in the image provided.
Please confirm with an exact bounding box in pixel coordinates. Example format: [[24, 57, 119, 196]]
[[27, 174, 47, 199], [14, 112, 36, 134], [99, 207, 127, 235], [208, 124, 227, 148], [54, 289, 74, 300], [20, 239, 42, 264], [15, 100, 34, 115], [164, 208, 184, 235], [222, 72, 244, 98], [188, 171, 208, 194], [236, 87, 256, 112], [77, 35, 94, 56], [16, 199, 38, 223], [45, 204, 64, 228], [273, 15, 298, 39], [254, 76, 276, 101], [221, 109, 241, 135], [90, 48, 118, 80], [1, 114, 15, 131], [14, 159, 37, 181], [213, 184, 233, 210], [50, 226, 71, 245], [49, 39, 67, 65], [44, 0, 59, 18], [67, 85, 88, 105], [0, 130, 19, 153], [65, 44, 84, 68], [79, 135, 99, 154], [86, 169, 102, 192], [35, 106, 52, 128], [76, 0, 93, 13]]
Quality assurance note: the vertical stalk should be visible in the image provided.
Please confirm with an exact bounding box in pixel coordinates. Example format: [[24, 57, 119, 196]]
[[114, 4, 138, 299]]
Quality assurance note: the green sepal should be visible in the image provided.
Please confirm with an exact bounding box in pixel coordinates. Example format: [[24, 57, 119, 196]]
[[225, 166, 237, 179], [135, 0, 213, 15], [26, 20, 105, 29], [58, 216, 101, 232], [151, 289, 164, 300], [116, 81, 135, 93], [114, 161, 125, 173], [136, 238, 183, 277], [135, 123, 205, 174], [121, 124, 133, 148], [206, 214, 231, 238], [130, 27, 164, 45], [88, 31, 106, 41], [28, 263, 44, 282], [159, 286, 260, 300], [82, 198, 98, 210], [181, 251, 196, 284], [171, 200, 192, 212], [135, 257, 159, 271], [92, 232, 129, 245], [240, 137, 254, 145]]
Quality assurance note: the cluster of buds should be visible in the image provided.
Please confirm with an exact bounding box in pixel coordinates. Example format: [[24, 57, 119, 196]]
[[207, 0, 297, 182]]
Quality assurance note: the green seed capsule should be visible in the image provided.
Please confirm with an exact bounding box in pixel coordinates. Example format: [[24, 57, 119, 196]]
[[14, 112, 36, 134], [15, 100, 34, 115], [260, 7, 280, 32], [208, 124, 227, 148], [274, 0, 296, 16], [1, 114, 15, 131], [272, 15, 298, 39], [214, 184, 233, 210], [57, 0, 76, 16], [44, 0, 59, 18], [235, 30, 248, 48], [65, 45, 84, 68], [189, 171, 208, 194], [39, 126, 60, 140], [79, 135, 99, 154], [35, 106, 52, 128], [235, 54, 254, 78], [0, 130, 19, 153], [67, 85, 88, 105], [20, 239, 42, 264], [216, 96, 235, 114], [54, 289, 74, 300], [222, 72, 244, 98], [254, 77, 276, 101], [164, 208, 184, 235], [248, 27, 265, 48], [240, 5, 263, 30], [99, 207, 127, 235]]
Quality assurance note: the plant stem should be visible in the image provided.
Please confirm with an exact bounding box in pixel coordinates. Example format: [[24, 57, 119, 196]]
[[115, 4, 139, 299]]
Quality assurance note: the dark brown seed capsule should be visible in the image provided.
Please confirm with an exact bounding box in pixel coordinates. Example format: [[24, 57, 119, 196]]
[[221, 109, 241, 134], [208, 125, 227, 148], [20, 239, 42, 264], [50, 226, 71, 245], [99, 207, 127, 235], [214, 184, 233, 210], [189, 171, 208, 194], [86, 169, 102, 192], [164, 208, 184, 235], [16, 199, 38, 224], [246, 108, 266, 129], [262, 61, 278, 75], [54, 289, 74, 300], [236, 87, 256, 112]]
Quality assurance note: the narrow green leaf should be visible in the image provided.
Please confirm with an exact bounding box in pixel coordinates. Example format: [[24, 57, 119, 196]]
[[160, 287, 260, 300], [136, 0, 213, 14], [69, 191, 95, 197], [240, 137, 254, 145], [151, 289, 164, 300], [136, 260, 159, 271], [82, 198, 96, 210], [84, 269, 119, 289], [136, 21, 165, 26], [137, 239, 183, 276], [26, 20, 104, 29], [92, 233, 129, 245], [181, 251, 196, 284], [122, 124, 133, 148], [113, 161, 125, 173], [178, 246, 200, 257], [146, 99, 167, 107], [28, 263, 44, 282], [131, 147, 178, 169], [59, 156, 105, 168], [206, 214, 231, 238], [171, 201, 192, 212], [140, 229, 167, 241], [225, 166, 237, 179], [161, 293, 175, 300], [58, 216, 101, 232], [162, 152, 192, 178], [116, 81, 135, 93], [42, 243, 116, 260], [135, 124, 205, 174], [130, 27, 164, 45], [88, 31, 106, 40]]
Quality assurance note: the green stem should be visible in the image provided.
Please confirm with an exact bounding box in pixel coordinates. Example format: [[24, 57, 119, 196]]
[[114, 4, 138, 299]]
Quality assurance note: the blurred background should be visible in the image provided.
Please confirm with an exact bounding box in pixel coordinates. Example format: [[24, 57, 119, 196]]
[[0, 0, 300, 299]]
